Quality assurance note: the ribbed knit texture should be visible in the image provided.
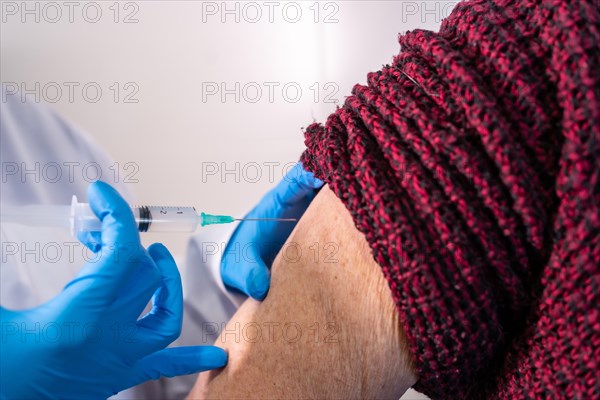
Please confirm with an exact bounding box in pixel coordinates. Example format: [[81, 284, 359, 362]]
[[300, 0, 600, 398]]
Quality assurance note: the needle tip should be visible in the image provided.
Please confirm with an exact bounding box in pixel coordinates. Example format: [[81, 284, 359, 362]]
[[234, 218, 297, 222]]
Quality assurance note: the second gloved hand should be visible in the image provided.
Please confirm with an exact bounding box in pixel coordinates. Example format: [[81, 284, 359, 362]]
[[0, 181, 227, 400], [221, 162, 324, 299]]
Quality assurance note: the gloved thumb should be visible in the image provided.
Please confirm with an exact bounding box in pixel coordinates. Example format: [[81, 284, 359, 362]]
[[64, 181, 141, 306], [221, 249, 271, 300], [131, 346, 227, 384]]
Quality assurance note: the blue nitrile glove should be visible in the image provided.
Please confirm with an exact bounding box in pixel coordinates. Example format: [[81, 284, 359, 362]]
[[221, 162, 324, 300], [0, 181, 227, 400]]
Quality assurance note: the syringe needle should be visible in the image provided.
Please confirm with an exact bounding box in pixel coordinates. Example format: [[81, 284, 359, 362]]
[[235, 218, 297, 222], [200, 214, 297, 227]]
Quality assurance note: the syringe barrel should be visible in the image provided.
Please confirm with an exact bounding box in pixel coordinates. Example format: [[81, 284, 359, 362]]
[[133, 205, 198, 232], [70, 197, 199, 234]]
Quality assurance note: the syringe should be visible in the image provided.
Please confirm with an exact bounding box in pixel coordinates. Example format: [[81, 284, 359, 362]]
[[0, 196, 296, 236]]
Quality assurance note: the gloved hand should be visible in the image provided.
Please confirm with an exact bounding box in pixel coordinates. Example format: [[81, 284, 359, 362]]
[[0, 181, 227, 399], [221, 162, 324, 299]]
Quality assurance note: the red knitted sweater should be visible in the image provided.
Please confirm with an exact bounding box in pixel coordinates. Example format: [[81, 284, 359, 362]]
[[301, 0, 600, 398]]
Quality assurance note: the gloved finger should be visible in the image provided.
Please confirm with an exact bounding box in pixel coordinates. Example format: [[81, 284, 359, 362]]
[[220, 163, 321, 300], [249, 162, 323, 219], [87, 180, 140, 251], [77, 231, 102, 253], [278, 162, 324, 206], [221, 245, 271, 300], [0, 305, 16, 320], [135, 243, 183, 353], [131, 346, 227, 384], [244, 163, 323, 262], [108, 250, 162, 322], [64, 181, 141, 305]]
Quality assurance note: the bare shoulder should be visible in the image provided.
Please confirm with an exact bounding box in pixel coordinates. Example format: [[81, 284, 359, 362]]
[[188, 186, 416, 399]]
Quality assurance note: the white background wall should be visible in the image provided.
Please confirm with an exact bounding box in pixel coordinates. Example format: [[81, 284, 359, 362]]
[[1, 2, 456, 398]]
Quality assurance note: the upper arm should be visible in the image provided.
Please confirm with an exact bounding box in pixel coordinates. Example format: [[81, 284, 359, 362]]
[[188, 186, 416, 399]]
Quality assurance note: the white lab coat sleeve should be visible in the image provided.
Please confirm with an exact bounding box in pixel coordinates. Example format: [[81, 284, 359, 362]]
[[1, 93, 135, 310]]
